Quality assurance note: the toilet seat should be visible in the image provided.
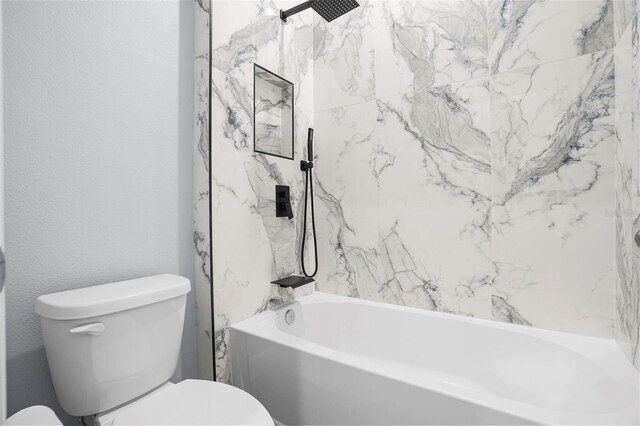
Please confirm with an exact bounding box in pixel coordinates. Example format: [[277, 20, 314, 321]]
[[103, 380, 273, 425], [6, 406, 62, 425]]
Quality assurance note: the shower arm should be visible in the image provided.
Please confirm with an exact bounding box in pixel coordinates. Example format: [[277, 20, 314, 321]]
[[280, 1, 313, 22]]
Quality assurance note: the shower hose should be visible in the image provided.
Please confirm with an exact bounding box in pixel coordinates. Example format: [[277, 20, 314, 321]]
[[301, 165, 319, 278]]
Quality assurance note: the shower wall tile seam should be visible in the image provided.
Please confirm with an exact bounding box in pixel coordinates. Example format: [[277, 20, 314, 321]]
[[314, 98, 377, 115], [488, 47, 615, 78], [315, 77, 495, 116], [614, 0, 640, 44], [316, 46, 618, 118], [315, 60, 617, 123]]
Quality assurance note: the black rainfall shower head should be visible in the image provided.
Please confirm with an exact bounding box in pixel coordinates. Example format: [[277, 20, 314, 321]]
[[312, 0, 360, 22], [281, 0, 360, 23]]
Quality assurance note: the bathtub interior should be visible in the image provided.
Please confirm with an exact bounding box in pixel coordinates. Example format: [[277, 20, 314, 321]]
[[232, 292, 640, 424], [280, 297, 634, 411]]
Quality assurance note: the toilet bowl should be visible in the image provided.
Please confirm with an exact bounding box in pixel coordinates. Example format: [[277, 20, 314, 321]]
[[94, 380, 272, 425], [35, 274, 272, 425]]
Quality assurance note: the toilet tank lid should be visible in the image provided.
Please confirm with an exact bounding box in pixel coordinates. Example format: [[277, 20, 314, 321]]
[[35, 274, 191, 320]]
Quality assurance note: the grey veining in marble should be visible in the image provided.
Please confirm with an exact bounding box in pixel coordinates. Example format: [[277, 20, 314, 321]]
[[379, 229, 440, 312], [312, 0, 617, 337], [313, 0, 376, 112], [489, 0, 613, 74], [614, 11, 640, 369], [193, 0, 213, 380], [492, 50, 616, 337], [375, 78, 494, 319], [492, 295, 532, 326], [614, 0, 639, 42], [200, 0, 632, 383], [313, 102, 381, 299], [375, 0, 489, 98], [314, 74, 494, 319], [210, 0, 315, 383], [492, 52, 614, 207]]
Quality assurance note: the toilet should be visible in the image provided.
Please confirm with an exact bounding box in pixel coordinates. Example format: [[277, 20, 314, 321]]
[[35, 274, 273, 425]]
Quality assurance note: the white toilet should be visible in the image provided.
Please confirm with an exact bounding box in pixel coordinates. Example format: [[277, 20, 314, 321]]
[[35, 274, 273, 425]]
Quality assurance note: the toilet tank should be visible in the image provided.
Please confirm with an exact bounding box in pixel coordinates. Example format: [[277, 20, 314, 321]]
[[35, 274, 191, 417]]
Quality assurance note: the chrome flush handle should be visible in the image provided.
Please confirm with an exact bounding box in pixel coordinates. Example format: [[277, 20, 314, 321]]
[[70, 323, 105, 336]]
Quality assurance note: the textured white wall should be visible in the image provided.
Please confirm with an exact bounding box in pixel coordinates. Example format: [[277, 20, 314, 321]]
[[3, 0, 196, 422], [0, 0, 5, 421]]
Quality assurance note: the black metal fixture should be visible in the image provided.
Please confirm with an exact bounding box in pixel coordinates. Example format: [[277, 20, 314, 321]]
[[272, 129, 319, 290], [276, 185, 293, 220], [300, 128, 318, 278], [280, 0, 360, 23], [271, 275, 315, 289]]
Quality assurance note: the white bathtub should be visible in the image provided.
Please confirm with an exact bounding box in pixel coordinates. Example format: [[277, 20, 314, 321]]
[[230, 292, 639, 425]]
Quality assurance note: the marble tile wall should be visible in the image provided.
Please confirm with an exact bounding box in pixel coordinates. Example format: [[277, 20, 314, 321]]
[[200, 0, 640, 382], [614, 0, 640, 368], [314, 0, 617, 338], [193, 0, 213, 380], [209, 0, 315, 383]]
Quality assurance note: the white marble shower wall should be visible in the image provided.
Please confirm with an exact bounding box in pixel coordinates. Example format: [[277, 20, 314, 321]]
[[203, 0, 640, 382], [614, 0, 640, 368], [194, 0, 214, 381], [209, 0, 315, 382], [313, 0, 618, 338]]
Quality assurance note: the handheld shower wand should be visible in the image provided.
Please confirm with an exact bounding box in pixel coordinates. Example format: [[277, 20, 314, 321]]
[[301, 128, 318, 278], [307, 128, 314, 163]]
